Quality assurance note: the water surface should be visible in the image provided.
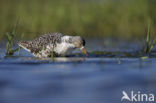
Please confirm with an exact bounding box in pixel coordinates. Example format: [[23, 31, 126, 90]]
[[0, 39, 156, 103]]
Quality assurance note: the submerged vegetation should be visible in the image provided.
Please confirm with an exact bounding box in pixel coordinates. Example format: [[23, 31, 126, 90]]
[[0, 0, 156, 39]]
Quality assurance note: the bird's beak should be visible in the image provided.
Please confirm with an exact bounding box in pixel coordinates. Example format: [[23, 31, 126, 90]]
[[80, 46, 88, 56]]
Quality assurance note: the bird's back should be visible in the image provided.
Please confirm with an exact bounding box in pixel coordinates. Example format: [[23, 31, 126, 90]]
[[18, 32, 64, 56]]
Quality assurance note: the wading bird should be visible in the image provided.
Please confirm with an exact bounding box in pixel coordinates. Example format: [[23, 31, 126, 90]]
[[18, 32, 88, 58]]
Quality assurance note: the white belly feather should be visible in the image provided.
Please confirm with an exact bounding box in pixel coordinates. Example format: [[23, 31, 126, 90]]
[[54, 42, 75, 55]]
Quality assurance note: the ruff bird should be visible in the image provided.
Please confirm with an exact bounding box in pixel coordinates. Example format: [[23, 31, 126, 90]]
[[18, 32, 88, 58]]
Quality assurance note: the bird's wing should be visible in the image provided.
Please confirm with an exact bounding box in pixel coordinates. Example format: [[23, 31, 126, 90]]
[[18, 41, 41, 54], [18, 32, 64, 54]]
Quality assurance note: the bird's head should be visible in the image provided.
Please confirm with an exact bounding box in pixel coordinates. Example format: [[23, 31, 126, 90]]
[[72, 36, 88, 56]]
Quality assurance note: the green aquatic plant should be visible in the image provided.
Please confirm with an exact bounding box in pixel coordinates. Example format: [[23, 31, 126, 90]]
[[5, 20, 21, 56], [5, 31, 17, 56], [143, 23, 156, 55], [17, 33, 25, 56], [50, 51, 55, 60]]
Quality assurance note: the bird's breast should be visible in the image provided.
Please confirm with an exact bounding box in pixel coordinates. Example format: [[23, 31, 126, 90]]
[[54, 42, 75, 55]]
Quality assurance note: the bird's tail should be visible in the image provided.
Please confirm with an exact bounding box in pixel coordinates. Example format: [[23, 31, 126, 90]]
[[18, 41, 28, 47], [18, 41, 31, 52]]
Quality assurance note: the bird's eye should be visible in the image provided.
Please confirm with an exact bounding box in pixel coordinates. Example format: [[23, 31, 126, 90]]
[[82, 39, 86, 46]]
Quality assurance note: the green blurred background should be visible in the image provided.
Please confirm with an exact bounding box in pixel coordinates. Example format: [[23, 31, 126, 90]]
[[0, 0, 156, 40]]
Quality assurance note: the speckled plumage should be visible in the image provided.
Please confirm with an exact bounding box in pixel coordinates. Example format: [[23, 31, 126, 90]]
[[18, 32, 85, 58]]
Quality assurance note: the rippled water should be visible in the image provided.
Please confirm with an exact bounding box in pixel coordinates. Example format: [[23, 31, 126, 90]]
[[0, 39, 156, 103]]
